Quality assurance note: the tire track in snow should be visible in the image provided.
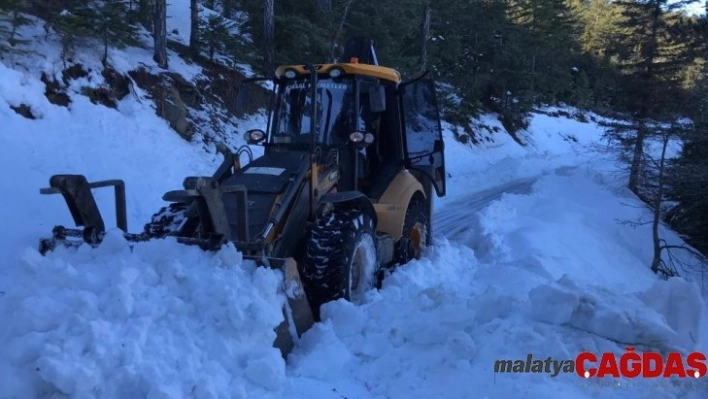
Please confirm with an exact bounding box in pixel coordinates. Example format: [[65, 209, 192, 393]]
[[434, 166, 577, 239], [433, 176, 536, 239]]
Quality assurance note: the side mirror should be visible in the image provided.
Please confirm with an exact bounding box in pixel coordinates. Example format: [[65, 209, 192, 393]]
[[243, 128, 266, 144], [369, 85, 386, 113]]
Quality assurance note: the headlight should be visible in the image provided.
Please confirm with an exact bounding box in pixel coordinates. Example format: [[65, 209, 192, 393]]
[[244, 128, 266, 143], [284, 69, 297, 79], [364, 133, 374, 144], [349, 131, 365, 143], [329, 67, 343, 78], [250, 130, 265, 141]]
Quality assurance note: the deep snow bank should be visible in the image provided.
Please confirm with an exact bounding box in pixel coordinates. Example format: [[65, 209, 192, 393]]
[[529, 275, 703, 352], [437, 107, 622, 207], [287, 240, 704, 399], [0, 54, 220, 261], [0, 23, 281, 398], [0, 16, 265, 268], [0, 232, 287, 398], [284, 163, 705, 398]]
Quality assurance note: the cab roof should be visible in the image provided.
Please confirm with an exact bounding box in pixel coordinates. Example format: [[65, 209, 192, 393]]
[[274, 62, 401, 85]]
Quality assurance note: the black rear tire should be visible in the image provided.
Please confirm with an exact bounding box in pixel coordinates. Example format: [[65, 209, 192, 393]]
[[299, 208, 378, 320], [394, 194, 430, 266]]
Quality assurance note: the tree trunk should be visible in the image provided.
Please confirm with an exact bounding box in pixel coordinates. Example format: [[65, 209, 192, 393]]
[[8, 10, 20, 46], [263, 0, 275, 74], [628, 122, 646, 194], [650, 132, 671, 274], [328, 0, 354, 63], [102, 33, 109, 67], [646, 1, 661, 79], [420, 4, 431, 71], [189, 0, 200, 58], [629, 2, 661, 195], [530, 53, 536, 98], [153, 0, 168, 69]]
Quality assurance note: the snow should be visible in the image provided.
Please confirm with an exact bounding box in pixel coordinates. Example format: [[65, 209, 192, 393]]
[[638, 278, 705, 352], [1, 24, 707, 399], [166, 1, 256, 78], [166, 0, 192, 45], [437, 107, 621, 206], [0, 60, 220, 263], [0, 232, 287, 398], [683, 1, 705, 16], [528, 276, 689, 350]]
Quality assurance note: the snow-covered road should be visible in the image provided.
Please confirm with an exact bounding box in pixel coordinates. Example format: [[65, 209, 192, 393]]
[[435, 166, 577, 239], [435, 176, 537, 239]]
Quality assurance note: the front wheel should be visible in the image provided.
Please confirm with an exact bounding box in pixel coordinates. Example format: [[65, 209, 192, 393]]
[[299, 208, 378, 320]]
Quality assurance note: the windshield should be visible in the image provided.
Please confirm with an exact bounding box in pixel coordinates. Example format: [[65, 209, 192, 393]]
[[270, 79, 357, 146]]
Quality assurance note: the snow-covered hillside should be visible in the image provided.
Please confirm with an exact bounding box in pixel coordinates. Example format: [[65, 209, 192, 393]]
[[1, 13, 707, 399]]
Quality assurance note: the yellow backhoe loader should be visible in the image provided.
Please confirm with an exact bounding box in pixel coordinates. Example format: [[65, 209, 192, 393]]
[[38, 36, 447, 357]]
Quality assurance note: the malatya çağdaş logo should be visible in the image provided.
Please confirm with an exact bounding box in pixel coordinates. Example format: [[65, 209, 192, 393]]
[[494, 348, 707, 379]]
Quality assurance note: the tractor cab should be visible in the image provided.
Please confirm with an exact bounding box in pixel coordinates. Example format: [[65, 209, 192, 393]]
[[267, 63, 399, 192], [241, 36, 445, 199]]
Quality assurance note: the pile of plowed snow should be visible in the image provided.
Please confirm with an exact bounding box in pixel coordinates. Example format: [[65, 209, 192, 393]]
[[289, 244, 704, 398], [2, 233, 703, 398], [285, 164, 705, 399], [1, 233, 287, 398]]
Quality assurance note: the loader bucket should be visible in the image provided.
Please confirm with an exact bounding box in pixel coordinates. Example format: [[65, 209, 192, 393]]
[[261, 256, 316, 357], [39, 174, 316, 358]]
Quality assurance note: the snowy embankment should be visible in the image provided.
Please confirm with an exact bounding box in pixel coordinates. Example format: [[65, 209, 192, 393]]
[[1, 15, 707, 399], [2, 237, 287, 398]]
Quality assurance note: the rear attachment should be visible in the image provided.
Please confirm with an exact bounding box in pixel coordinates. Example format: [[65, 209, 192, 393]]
[[39, 174, 243, 253], [38, 174, 143, 254], [38, 173, 315, 358]]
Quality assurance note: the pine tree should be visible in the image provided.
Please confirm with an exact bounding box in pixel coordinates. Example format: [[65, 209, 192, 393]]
[[137, 0, 153, 31], [54, 6, 96, 65], [612, 0, 699, 194], [222, 0, 235, 19], [54, 1, 139, 66], [665, 124, 708, 255], [93, 0, 140, 66], [0, 0, 32, 51], [200, 13, 235, 61], [663, 14, 708, 258], [344, 0, 423, 73], [506, 0, 583, 103], [574, 0, 626, 59], [325, 0, 354, 63], [419, 3, 430, 71]]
